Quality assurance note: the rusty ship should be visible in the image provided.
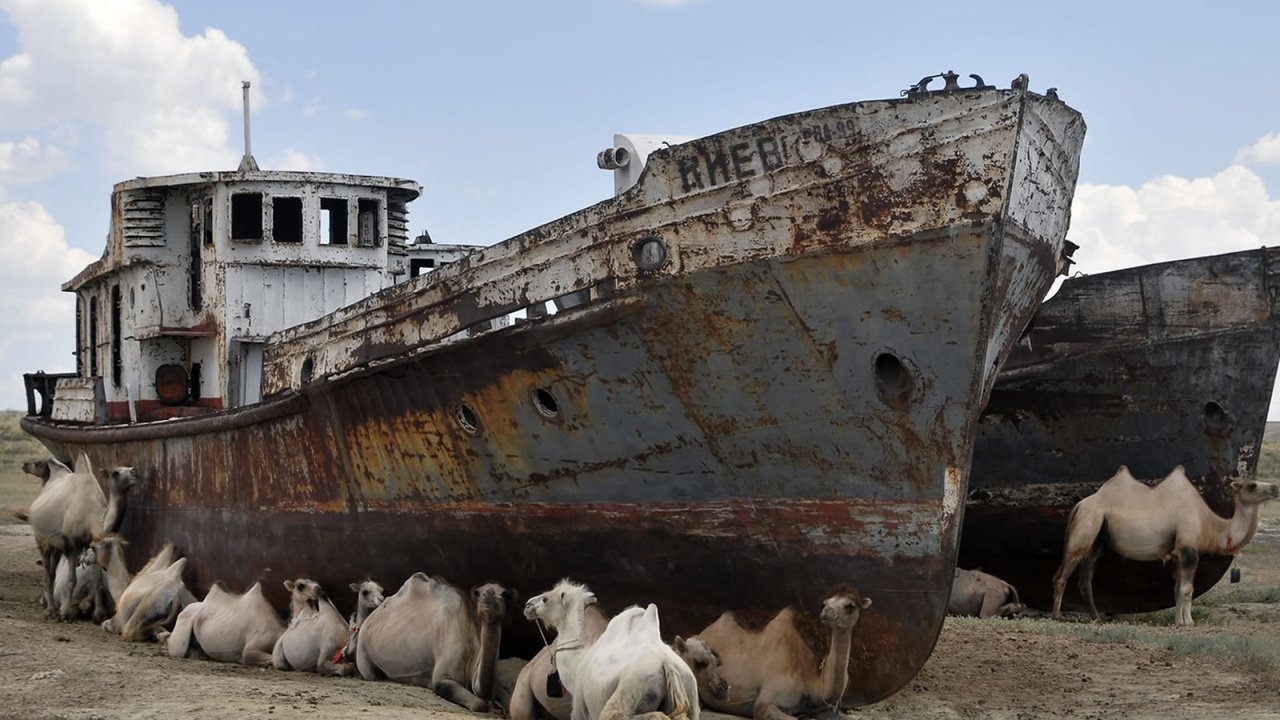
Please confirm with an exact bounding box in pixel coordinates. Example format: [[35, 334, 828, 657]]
[[962, 247, 1280, 613], [20, 73, 1085, 704]]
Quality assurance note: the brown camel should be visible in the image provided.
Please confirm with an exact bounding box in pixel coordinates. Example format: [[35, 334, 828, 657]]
[[948, 568, 1024, 618], [27, 454, 137, 616], [692, 586, 871, 720], [356, 573, 516, 712], [1052, 465, 1280, 626]]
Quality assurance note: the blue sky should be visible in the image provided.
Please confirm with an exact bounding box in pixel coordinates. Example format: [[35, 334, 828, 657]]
[[3, 0, 1280, 417]]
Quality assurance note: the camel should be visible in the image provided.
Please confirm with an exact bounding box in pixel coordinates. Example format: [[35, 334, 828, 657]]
[[52, 548, 98, 620], [27, 453, 137, 615], [356, 573, 516, 713], [948, 568, 1024, 618], [1052, 465, 1280, 626], [167, 581, 285, 666], [337, 579, 385, 665], [511, 607, 728, 720], [272, 578, 354, 675], [104, 543, 196, 642], [692, 586, 871, 720], [22, 458, 54, 484], [523, 579, 699, 720]]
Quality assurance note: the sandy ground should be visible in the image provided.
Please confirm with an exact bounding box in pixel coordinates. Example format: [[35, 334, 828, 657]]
[[3, 512, 1280, 720]]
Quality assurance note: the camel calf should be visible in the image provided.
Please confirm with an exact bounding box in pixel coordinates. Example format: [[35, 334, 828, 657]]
[[272, 578, 354, 675], [1052, 465, 1280, 626], [948, 568, 1024, 618]]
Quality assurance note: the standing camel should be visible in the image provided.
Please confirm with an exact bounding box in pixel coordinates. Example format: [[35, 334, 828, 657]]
[[1052, 465, 1280, 626], [692, 587, 870, 720], [356, 573, 515, 712], [27, 453, 137, 615]]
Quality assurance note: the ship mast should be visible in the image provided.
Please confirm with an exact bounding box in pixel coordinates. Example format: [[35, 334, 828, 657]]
[[238, 80, 259, 172]]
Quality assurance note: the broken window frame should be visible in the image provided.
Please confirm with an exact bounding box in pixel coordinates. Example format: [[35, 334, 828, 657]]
[[271, 196, 304, 244], [230, 191, 264, 242], [319, 197, 349, 246]]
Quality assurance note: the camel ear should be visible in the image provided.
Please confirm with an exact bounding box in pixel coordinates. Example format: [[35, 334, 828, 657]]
[[860, 597, 872, 609], [1231, 479, 1246, 490], [349, 582, 360, 592], [672, 635, 687, 653], [284, 580, 295, 592], [584, 592, 597, 606]]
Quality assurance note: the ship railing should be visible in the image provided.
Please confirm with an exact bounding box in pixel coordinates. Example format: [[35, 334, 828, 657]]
[[22, 372, 78, 418]]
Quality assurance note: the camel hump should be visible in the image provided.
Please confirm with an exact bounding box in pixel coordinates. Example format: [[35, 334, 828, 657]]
[[639, 603, 661, 635]]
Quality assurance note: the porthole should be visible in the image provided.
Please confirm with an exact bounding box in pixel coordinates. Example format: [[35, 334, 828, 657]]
[[1203, 401, 1233, 438], [455, 403, 480, 434], [632, 236, 668, 272], [874, 352, 914, 410], [300, 355, 315, 385], [532, 387, 560, 418]]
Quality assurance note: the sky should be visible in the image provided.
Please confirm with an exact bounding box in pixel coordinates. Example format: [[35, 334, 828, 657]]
[[3, 0, 1280, 418]]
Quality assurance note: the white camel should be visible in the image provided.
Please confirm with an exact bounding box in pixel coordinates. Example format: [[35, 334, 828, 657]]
[[28, 454, 137, 615], [1052, 465, 1280, 626], [104, 543, 196, 642], [356, 572, 515, 713], [272, 578, 354, 675], [523, 579, 699, 720], [338, 579, 385, 665], [167, 581, 285, 666]]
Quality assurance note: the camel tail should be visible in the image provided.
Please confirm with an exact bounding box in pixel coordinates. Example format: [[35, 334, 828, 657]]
[[664, 659, 698, 720]]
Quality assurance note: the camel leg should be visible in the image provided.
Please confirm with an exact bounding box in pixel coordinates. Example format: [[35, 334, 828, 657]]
[[271, 637, 290, 670], [434, 677, 489, 713], [40, 546, 61, 618], [166, 604, 199, 657], [1052, 504, 1104, 620], [1077, 539, 1105, 622], [1174, 547, 1199, 627], [753, 699, 799, 720], [242, 645, 275, 668]]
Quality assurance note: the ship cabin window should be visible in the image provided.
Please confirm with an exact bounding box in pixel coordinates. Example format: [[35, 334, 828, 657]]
[[202, 197, 214, 246], [273, 196, 303, 244], [231, 192, 264, 241], [319, 197, 348, 245], [110, 284, 122, 389], [410, 258, 435, 277], [88, 296, 99, 377], [357, 198, 381, 247]]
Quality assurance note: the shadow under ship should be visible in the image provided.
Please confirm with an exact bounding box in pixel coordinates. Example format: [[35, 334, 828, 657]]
[[22, 73, 1085, 704], [962, 247, 1280, 613]]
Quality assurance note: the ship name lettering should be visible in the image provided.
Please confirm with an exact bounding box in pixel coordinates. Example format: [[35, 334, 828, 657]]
[[678, 135, 785, 193]]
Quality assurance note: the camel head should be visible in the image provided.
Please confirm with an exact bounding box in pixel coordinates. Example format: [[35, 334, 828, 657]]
[[284, 578, 327, 613], [1232, 479, 1280, 506], [91, 534, 127, 569], [472, 583, 517, 626], [22, 459, 53, 485], [349, 580, 385, 614], [106, 467, 141, 494], [673, 635, 730, 702], [819, 586, 872, 630], [524, 578, 595, 628]]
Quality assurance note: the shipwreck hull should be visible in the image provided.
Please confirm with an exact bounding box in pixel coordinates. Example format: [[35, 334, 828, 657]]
[[963, 247, 1280, 613], [24, 84, 1084, 704]]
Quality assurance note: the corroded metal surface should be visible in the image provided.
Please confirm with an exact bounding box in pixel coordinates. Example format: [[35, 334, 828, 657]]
[[963, 247, 1280, 612], [24, 83, 1085, 705]]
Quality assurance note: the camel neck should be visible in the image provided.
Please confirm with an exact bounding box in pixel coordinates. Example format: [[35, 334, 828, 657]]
[[102, 546, 130, 605], [1217, 502, 1261, 554], [472, 621, 502, 700], [817, 624, 854, 705]]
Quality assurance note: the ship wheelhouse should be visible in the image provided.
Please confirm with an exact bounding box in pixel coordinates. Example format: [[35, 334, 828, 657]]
[[29, 170, 469, 424]]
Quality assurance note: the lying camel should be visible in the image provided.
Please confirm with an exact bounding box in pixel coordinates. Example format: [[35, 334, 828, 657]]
[[357, 573, 515, 712], [1053, 465, 1280, 626], [948, 568, 1024, 618], [510, 607, 728, 720], [104, 543, 196, 642], [27, 454, 137, 614], [523, 579, 699, 720], [272, 578, 353, 675], [339, 579, 385, 664], [694, 586, 871, 720], [167, 581, 285, 666]]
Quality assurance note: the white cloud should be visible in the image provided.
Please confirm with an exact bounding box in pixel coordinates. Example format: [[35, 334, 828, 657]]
[[0, 199, 95, 409], [1066, 165, 1280, 276], [0, 0, 260, 175], [343, 108, 367, 122], [268, 148, 323, 171], [0, 136, 67, 183], [1236, 132, 1280, 165]]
